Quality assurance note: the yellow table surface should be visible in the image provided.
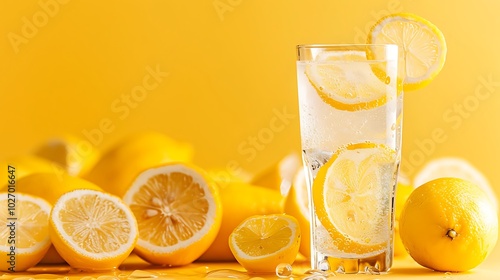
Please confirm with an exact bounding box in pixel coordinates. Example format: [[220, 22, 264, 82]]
[[2, 250, 500, 280]]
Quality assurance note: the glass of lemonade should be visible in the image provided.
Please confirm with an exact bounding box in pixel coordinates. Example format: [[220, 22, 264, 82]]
[[296, 44, 402, 274]]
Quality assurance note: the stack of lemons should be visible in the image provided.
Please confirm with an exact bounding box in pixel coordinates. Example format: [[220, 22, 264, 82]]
[[0, 132, 301, 273]]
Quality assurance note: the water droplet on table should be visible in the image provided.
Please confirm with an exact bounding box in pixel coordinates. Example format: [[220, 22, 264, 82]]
[[275, 263, 293, 278], [304, 269, 336, 279], [302, 275, 327, 280], [317, 260, 330, 272], [127, 270, 159, 278], [96, 276, 120, 280], [205, 269, 248, 279]]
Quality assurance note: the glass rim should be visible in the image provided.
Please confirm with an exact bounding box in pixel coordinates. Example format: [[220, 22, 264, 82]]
[[296, 44, 398, 61], [296, 43, 398, 49]]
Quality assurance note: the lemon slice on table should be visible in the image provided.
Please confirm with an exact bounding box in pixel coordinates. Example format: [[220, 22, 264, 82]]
[[313, 142, 397, 255], [123, 163, 222, 266], [305, 50, 389, 111], [367, 13, 447, 91], [229, 214, 301, 273], [0, 193, 52, 272], [49, 189, 138, 270]]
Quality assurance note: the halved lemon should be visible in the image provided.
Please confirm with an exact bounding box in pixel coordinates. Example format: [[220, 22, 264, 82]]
[[367, 13, 447, 91], [8, 173, 102, 265], [123, 163, 222, 266], [0, 192, 52, 272], [305, 50, 389, 111], [49, 189, 138, 270], [313, 142, 397, 255], [229, 214, 301, 273]]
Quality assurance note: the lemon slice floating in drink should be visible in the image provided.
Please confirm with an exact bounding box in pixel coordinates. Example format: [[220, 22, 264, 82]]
[[305, 50, 390, 111], [367, 13, 447, 91], [312, 142, 397, 255]]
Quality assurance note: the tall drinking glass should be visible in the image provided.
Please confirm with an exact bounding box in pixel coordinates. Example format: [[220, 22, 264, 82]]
[[296, 44, 402, 274]]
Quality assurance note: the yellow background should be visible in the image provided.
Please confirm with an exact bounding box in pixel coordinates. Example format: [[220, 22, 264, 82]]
[[1, 0, 499, 273], [2, 0, 500, 192]]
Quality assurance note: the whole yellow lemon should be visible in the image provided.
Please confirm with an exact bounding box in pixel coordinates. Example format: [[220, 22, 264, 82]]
[[85, 132, 193, 196], [2, 172, 102, 205], [393, 181, 414, 257], [198, 182, 284, 261], [399, 177, 498, 272]]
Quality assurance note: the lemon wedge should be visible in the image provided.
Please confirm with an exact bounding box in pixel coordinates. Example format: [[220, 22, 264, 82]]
[[229, 214, 300, 273]]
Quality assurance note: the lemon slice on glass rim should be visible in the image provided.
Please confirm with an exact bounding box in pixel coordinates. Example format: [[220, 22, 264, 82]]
[[305, 50, 393, 111], [367, 13, 447, 91]]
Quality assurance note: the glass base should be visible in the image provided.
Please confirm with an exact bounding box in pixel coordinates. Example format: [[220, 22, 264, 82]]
[[312, 251, 392, 274]]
